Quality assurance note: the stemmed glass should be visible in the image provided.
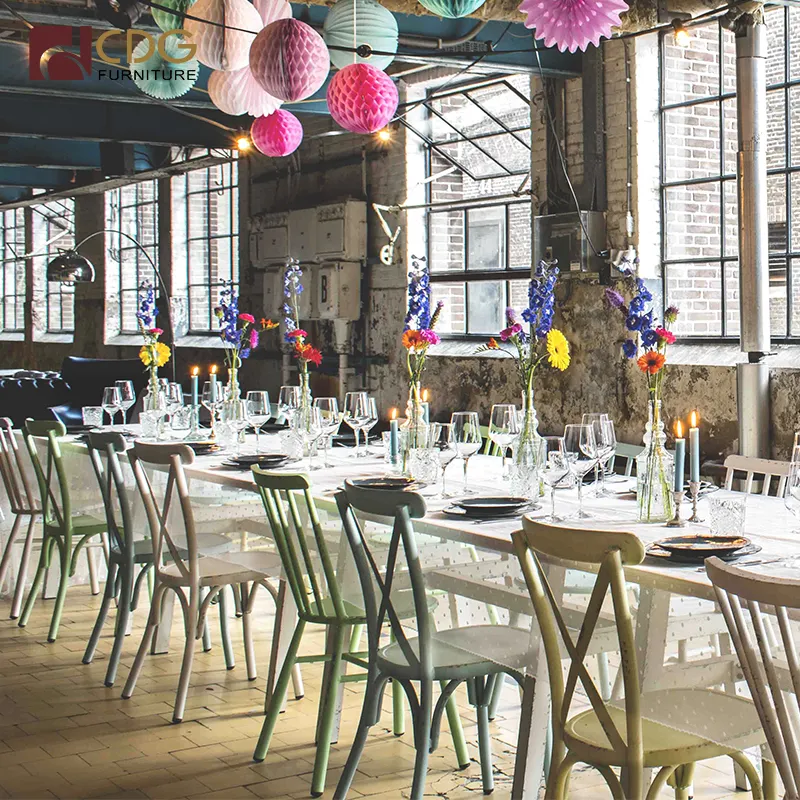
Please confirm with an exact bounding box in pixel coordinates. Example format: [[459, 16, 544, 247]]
[[785, 457, 800, 533], [220, 399, 249, 456], [102, 387, 121, 428], [296, 405, 324, 470], [582, 413, 615, 495], [313, 397, 340, 467], [246, 391, 271, 453], [115, 380, 136, 425], [429, 422, 457, 498], [343, 391, 369, 457], [489, 404, 520, 477], [201, 381, 221, 437], [449, 411, 481, 495], [564, 423, 598, 519], [539, 436, 571, 522], [362, 397, 379, 451], [278, 386, 301, 425]]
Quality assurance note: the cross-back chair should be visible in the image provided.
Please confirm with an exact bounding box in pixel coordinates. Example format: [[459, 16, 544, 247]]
[[121, 442, 284, 723], [723, 454, 792, 497], [707, 557, 795, 799], [513, 517, 769, 800], [18, 419, 108, 642], [610, 442, 645, 476], [333, 481, 531, 799]]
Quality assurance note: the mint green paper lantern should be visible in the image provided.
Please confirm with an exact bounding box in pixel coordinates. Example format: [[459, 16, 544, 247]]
[[131, 36, 199, 100], [152, 0, 191, 32], [323, 0, 398, 71], [417, 0, 486, 18]]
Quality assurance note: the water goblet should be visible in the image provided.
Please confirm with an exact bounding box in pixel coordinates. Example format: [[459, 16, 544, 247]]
[[201, 381, 220, 436], [449, 411, 481, 495], [313, 397, 340, 467], [115, 380, 136, 425], [785, 466, 800, 534], [220, 399, 249, 455], [429, 422, 457, 498], [539, 436, 570, 522], [82, 406, 103, 429], [343, 391, 369, 457], [582, 412, 614, 495], [564, 423, 598, 519], [246, 391, 271, 453], [296, 405, 323, 470], [102, 386, 122, 428], [489, 403, 520, 477], [361, 397, 379, 455], [278, 386, 301, 425]]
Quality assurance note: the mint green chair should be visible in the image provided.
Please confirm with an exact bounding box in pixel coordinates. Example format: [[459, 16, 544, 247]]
[[17, 420, 108, 642]]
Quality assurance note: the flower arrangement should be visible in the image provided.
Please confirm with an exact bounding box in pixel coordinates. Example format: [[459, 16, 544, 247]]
[[283, 260, 322, 403], [402, 256, 442, 394], [136, 282, 171, 407]]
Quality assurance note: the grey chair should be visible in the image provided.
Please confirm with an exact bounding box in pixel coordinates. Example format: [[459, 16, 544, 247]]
[[333, 481, 532, 799]]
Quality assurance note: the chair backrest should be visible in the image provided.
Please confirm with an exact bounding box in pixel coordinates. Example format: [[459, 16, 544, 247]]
[[335, 481, 433, 677], [512, 517, 646, 778], [723, 454, 791, 497], [23, 419, 69, 529], [130, 441, 197, 584], [86, 432, 132, 557], [0, 418, 36, 514], [610, 442, 644, 476], [478, 425, 503, 457], [706, 557, 800, 797]]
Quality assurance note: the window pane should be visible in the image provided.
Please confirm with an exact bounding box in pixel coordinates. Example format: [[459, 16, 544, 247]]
[[429, 210, 464, 273], [0, 208, 26, 332], [664, 182, 722, 260], [722, 97, 737, 175], [791, 258, 800, 335], [790, 8, 800, 80], [725, 261, 740, 337], [789, 86, 800, 167], [769, 258, 788, 338], [665, 262, 723, 337], [467, 281, 505, 335], [508, 279, 529, 312], [663, 103, 721, 182], [467, 207, 505, 271], [430, 281, 465, 335], [662, 22, 720, 106], [723, 179, 738, 258], [767, 89, 786, 169], [508, 203, 532, 269], [765, 7, 786, 86]]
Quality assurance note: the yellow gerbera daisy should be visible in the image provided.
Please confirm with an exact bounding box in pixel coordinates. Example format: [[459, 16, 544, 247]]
[[139, 342, 171, 368], [546, 329, 570, 371]]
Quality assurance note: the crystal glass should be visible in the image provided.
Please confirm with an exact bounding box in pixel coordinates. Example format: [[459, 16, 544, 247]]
[[449, 411, 481, 495], [429, 422, 457, 498], [314, 397, 340, 467], [201, 381, 220, 434], [82, 406, 103, 428], [279, 428, 303, 461], [165, 383, 184, 414], [489, 403, 520, 476], [343, 391, 369, 457], [786, 464, 800, 533], [115, 380, 136, 424], [102, 386, 121, 427], [709, 490, 747, 537], [246, 391, 271, 453], [295, 405, 323, 470], [408, 448, 439, 486], [361, 397, 379, 451], [564, 423, 598, 519], [539, 436, 570, 522], [220, 399, 249, 455], [278, 385, 301, 425], [170, 406, 193, 438], [582, 412, 614, 496], [140, 410, 162, 440]]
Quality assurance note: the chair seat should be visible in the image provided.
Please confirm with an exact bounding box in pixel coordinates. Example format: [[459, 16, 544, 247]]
[[110, 532, 234, 564], [160, 551, 281, 587], [377, 624, 531, 681], [564, 688, 766, 768], [306, 589, 437, 625], [45, 513, 106, 536]]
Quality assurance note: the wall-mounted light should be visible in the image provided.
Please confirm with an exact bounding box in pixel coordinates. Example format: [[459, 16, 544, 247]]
[[376, 128, 392, 144], [235, 134, 253, 153], [672, 18, 691, 48]]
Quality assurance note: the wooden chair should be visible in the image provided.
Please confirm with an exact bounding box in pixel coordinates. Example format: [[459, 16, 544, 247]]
[[17, 420, 108, 642], [0, 418, 40, 619], [333, 481, 531, 799], [707, 557, 793, 799], [478, 424, 503, 457], [121, 442, 284, 722], [610, 442, 644, 476], [723, 454, 792, 496], [513, 517, 768, 800]]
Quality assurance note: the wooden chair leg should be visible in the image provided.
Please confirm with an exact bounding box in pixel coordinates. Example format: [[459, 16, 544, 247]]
[[47, 537, 70, 642], [104, 563, 133, 688], [645, 767, 677, 800], [217, 586, 235, 670], [762, 759, 778, 800], [667, 763, 696, 800], [86, 544, 100, 596], [122, 582, 167, 700], [10, 515, 37, 619], [475, 676, 495, 795], [409, 679, 433, 800], [173, 592, 199, 724], [729, 753, 763, 800], [18, 532, 52, 628], [241, 583, 257, 681], [83, 560, 118, 665], [0, 514, 23, 590], [443, 684, 470, 770]]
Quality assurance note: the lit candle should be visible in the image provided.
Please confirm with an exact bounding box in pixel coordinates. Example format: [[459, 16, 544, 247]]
[[209, 365, 218, 405], [673, 419, 685, 493], [191, 366, 199, 407], [689, 410, 700, 483], [389, 407, 399, 462], [421, 388, 430, 424]]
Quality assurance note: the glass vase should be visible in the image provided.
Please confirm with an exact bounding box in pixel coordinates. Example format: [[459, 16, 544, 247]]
[[511, 383, 542, 496], [299, 369, 312, 413], [226, 362, 241, 402], [142, 366, 164, 413], [400, 382, 429, 475], [636, 399, 676, 523]]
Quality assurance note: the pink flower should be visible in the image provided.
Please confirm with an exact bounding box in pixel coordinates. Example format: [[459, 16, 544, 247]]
[[419, 329, 440, 346], [500, 323, 522, 341], [148, 327, 163, 336], [287, 329, 307, 340], [238, 313, 255, 324], [249, 328, 259, 349], [655, 327, 676, 345]]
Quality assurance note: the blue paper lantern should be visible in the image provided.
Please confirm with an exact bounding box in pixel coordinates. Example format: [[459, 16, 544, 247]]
[[152, 0, 191, 33], [131, 36, 199, 100], [417, 0, 486, 18], [323, 0, 398, 71]]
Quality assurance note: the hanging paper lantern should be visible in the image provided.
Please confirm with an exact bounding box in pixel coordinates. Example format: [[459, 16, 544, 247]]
[[327, 62, 397, 135], [208, 66, 282, 116], [184, 0, 263, 71], [131, 36, 199, 99], [417, 0, 486, 19], [323, 0, 398, 71], [518, 0, 629, 52], [251, 110, 303, 156], [250, 18, 330, 102], [152, 0, 191, 33], [253, 0, 291, 26]]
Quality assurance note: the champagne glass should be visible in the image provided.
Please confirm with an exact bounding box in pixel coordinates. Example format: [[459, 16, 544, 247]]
[[278, 385, 301, 425], [115, 380, 136, 425], [564, 423, 598, 519], [314, 397, 340, 467], [102, 386, 121, 427], [449, 411, 481, 495], [246, 391, 271, 453], [429, 422, 457, 498], [343, 391, 369, 457], [582, 412, 614, 496], [539, 436, 570, 522], [489, 404, 520, 477], [361, 397, 379, 453]]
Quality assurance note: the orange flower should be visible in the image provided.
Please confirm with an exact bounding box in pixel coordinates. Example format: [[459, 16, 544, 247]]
[[487, 337, 499, 350], [402, 330, 425, 350], [637, 350, 666, 375], [260, 317, 279, 330]]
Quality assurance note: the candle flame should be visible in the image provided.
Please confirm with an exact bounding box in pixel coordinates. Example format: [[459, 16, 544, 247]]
[[191, 366, 199, 377], [210, 365, 217, 375], [421, 389, 429, 402], [389, 408, 398, 420], [675, 419, 683, 438], [690, 410, 698, 428]]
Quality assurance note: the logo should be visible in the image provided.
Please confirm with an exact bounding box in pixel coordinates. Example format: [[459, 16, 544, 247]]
[[29, 26, 197, 81]]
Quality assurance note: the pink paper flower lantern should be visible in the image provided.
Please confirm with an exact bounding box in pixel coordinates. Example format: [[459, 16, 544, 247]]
[[253, 0, 291, 26], [251, 110, 304, 157], [518, 0, 628, 52], [250, 19, 330, 103], [326, 63, 398, 135], [184, 0, 263, 71], [208, 67, 282, 117]]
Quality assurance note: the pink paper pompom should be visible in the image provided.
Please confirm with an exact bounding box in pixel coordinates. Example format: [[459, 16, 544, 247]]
[[518, 0, 628, 52], [251, 110, 304, 157], [184, 0, 262, 71], [326, 63, 398, 135], [250, 18, 330, 103], [208, 67, 282, 117], [253, 0, 291, 26]]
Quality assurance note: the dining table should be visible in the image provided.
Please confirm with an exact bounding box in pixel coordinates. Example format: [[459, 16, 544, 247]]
[[27, 428, 800, 799]]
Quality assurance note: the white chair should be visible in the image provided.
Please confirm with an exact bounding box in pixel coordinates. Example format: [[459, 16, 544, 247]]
[[723, 455, 792, 497]]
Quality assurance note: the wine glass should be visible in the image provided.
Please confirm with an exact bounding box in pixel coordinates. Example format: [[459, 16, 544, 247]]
[[246, 391, 271, 453], [429, 422, 457, 498], [101, 386, 121, 428], [449, 411, 481, 495], [166, 383, 184, 413], [564, 423, 598, 519], [361, 397, 379, 453], [313, 397, 340, 467], [278, 386, 301, 425], [343, 391, 369, 457], [115, 380, 136, 425], [489, 404, 520, 477], [539, 436, 570, 522], [582, 412, 614, 496], [220, 399, 249, 456], [295, 405, 323, 470], [201, 381, 221, 436]]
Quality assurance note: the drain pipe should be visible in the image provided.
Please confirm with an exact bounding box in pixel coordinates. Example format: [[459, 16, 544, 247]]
[[735, 11, 771, 458]]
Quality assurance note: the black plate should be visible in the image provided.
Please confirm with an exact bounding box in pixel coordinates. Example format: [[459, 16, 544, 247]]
[[184, 440, 221, 455], [455, 496, 530, 517], [442, 504, 534, 521], [657, 534, 750, 560], [229, 454, 290, 465], [647, 541, 761, 564], [67, 424, 95, 434], [223, 456, 290, 470], [348, 477, 417, 490]]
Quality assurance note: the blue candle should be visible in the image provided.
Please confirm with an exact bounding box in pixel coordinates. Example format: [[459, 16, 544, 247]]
[[209, 366, 218, 404], [689, 411, 700, 483], [421, 389, 430, 424], [191, 367, 199, 407], [674, 420, 685, 492], [389, 412, 399, 462]]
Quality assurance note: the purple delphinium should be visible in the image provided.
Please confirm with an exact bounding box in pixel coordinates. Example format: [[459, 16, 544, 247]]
[[283, 261, 304, 342], [521, 259, 559, 339], [404, 255, 432, 332], [135, 281, 158, 329], [622, 339, 638, 359]]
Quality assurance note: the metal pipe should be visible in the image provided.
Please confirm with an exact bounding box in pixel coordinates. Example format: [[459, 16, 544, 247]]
[[736, 12, 771, 457], [398, 20, 489, 50]]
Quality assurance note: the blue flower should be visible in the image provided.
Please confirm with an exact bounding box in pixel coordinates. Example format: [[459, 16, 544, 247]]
[[629, 296, 644, 314], [626, 314, 642, 331], [405, 256, 432, 332], [522, 260, 559, 340], [641, 329, 659, 348], [622, 339, 637, 359], [135, 281, 158, 329]]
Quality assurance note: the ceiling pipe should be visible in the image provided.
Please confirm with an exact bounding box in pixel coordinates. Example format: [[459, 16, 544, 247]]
[[398, 19, 490, 49]]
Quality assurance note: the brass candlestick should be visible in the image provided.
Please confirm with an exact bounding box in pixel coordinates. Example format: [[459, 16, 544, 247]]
[[666, 490, 686, 528], [688, 480, 702, 522]]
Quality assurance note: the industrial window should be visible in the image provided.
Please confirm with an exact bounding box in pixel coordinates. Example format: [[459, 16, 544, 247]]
[[660, 7, 800, 340], [105, 181, 159, 335], [407, 75, 533, 336], [0, 208, 26, 334], [172, 156, 238, 333], [32, 200, 75, 335]]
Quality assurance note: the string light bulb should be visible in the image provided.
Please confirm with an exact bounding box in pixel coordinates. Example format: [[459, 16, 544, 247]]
[[235, 134, 253, 153], [376, 128, 392, 143], [672, 18, 691, 48]]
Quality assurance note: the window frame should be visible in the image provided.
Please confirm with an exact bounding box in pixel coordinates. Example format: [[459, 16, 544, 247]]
[[0, 208, 27, 335]]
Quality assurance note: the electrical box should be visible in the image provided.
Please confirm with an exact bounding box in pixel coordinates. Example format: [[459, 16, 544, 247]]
[[533, 211, 606, 273], [316, 201, 366, 260], [316, 262, 361, 321], [262, 269, 283, 320], [288, 208, 317, 263], [251, 212, 289, 267]]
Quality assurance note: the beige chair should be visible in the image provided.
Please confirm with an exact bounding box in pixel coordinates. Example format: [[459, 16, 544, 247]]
[[513, 517, 768, 800], [707, 557, 794, 799], [723, 455, 792, 497], [121, 442, 285, 723]]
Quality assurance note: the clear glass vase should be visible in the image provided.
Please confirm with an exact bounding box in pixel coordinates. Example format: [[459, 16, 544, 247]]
[[226, 362, 241, 402], [511, 383, 543, 497], [142, 367, 165, 413], [400, 382, 429, 475], [298, 369, 312, 413], [636, 399, 676, 523]]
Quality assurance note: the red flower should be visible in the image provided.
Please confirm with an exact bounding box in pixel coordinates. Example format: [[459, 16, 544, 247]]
[[655, 327, 676, 345], [148, 327, 163, 336], [238, 313, 255, 324], [487, 337, 500, 350], [296, 342, 322, 366], [287, 329, 307, 340], [260, 317, 279, 330], [637, 351, 666, 375]]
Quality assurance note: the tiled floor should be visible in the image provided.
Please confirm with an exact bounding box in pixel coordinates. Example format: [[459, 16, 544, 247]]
[[0, 585, 760, 799]]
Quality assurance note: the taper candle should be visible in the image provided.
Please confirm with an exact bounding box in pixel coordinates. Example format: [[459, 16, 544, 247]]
[[209, 365, 218, 405], [673, 419, 685, 492], [689, 411, 700, 483], [191, 366, 199, 407]]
